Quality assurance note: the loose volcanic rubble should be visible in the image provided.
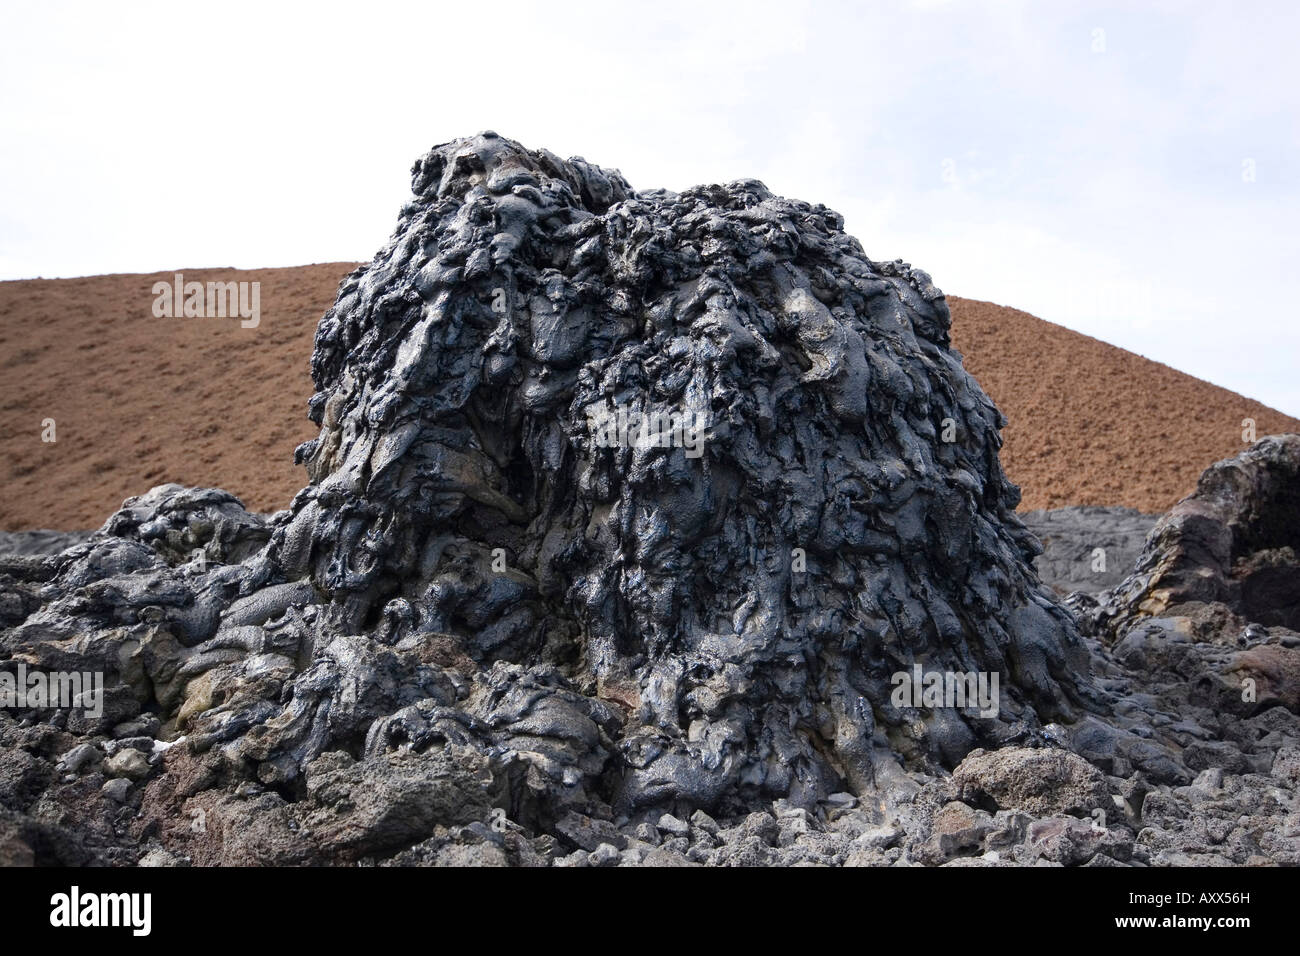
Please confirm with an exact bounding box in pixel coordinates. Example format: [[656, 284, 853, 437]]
[[1, 134, 1298, 866]]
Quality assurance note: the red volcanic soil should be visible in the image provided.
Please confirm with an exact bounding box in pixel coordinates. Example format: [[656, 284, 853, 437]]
[[946, 295, 1297, 511]]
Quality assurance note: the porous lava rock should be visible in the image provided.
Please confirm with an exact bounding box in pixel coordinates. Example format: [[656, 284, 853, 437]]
[[1, 134, 1128, 864], [264, 131, 1097, 808]]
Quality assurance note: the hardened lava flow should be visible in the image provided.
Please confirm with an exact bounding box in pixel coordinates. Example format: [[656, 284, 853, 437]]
[[2, 134, 1298, 867]]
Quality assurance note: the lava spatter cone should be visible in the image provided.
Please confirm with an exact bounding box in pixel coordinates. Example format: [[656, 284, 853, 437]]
[[261, 132, 1100, 809]]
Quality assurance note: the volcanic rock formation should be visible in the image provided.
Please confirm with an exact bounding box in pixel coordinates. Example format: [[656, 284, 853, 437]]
[[3, 134, 1096, 826], [14, 136, 1300, 867], [1074, 435, 1300, 725], [268, 132, 1099, 805]]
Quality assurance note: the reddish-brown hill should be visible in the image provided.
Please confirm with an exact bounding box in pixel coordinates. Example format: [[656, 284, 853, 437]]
[[946, 296, 1296, 510]]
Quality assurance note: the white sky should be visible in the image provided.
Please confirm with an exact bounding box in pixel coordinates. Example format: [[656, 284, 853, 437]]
[[2, 0, 1297, 414]]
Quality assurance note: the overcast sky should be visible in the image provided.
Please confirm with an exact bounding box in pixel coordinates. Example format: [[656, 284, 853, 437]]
[[2, 0, 1296, 413]]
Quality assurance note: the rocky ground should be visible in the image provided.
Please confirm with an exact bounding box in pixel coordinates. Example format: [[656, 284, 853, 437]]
[[2, 134, 1297, 867], [5, 478, 1297, 868]]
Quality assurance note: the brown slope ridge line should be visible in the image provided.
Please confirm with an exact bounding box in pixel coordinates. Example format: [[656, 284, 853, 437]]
[[946, 295, 1298, 512], [0, 266, 1294, 529]]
